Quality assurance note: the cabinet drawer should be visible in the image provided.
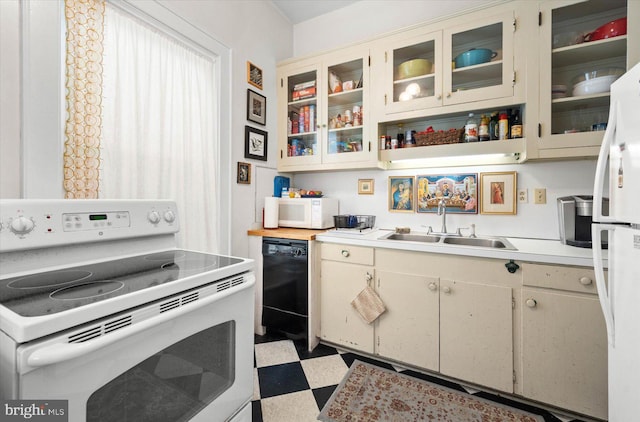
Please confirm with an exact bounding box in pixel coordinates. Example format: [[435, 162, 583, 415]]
[[522, 263, 601, 294], [321, 243, 374, 266]]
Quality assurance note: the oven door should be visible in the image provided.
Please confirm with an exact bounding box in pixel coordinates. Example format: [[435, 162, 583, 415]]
[[15, 274, 254, 422]]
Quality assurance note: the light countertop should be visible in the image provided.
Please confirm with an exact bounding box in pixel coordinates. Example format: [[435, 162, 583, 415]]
[[316, 229, 605, 268], [247, 227, 327, 241]]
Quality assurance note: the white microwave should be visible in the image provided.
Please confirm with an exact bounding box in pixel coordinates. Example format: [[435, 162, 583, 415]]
[[278, 197, 339, 229]]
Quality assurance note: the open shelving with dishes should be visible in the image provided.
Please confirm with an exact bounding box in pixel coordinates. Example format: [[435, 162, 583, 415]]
[[378, 105, 527, 169], [537, 0, 630, 157]]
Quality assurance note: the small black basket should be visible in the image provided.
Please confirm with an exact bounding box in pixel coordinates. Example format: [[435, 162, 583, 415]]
[[333, 215, 376, 230]]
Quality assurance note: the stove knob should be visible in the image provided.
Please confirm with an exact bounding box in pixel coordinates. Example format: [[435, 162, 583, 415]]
[[163, 210, 176, 223], [147, 211, 161, 224], [10, 216, 35, 235]]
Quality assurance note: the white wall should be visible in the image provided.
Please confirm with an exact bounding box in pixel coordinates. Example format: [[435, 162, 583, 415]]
[[292, 0, 507, 57], [292, 160, 598, 241]]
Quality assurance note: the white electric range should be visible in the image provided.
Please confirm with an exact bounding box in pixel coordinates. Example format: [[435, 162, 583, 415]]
[[0, 199, 254, 422]]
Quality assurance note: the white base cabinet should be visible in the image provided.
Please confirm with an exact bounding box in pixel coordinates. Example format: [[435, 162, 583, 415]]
[[520, 263, 607, 420], [318, 243, 609, 419]]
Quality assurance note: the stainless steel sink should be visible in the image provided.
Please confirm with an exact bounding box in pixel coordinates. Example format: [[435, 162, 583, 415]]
[[442, 236, 516, 249], [379, 232, 517, 250], [382, 233, 442, 243]]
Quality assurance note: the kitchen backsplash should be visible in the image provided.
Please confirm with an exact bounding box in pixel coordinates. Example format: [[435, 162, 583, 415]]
[[289, 159, 599, 241]]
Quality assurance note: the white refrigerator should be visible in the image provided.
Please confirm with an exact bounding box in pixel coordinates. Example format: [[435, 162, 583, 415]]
[[592, 62, 640, 422]]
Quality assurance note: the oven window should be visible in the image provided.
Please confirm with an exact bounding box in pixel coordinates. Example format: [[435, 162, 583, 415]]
[[86, 321, 235, 422]]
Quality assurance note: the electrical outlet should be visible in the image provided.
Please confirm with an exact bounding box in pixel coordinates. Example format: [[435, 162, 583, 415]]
[[518, 189, 528, 203], [534, 188, 546, 204]]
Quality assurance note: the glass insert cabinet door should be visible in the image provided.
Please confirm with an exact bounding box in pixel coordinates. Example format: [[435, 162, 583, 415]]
[[323, 54, 370, 164], [443, 10, 515, 106], [538, 0, 628, 151], [283, 65, 321, 167]]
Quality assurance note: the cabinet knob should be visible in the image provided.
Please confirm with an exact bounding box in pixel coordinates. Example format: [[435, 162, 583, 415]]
[[437, 94, 442, 100], [366, 272, 373, 282], [442, 286, 451, 294], [428, 282, 437, 291], [341, 250, 350, 257], [526, 298, 537, 308], [446, 92, 451, 98], [579, 276, 593, 286]]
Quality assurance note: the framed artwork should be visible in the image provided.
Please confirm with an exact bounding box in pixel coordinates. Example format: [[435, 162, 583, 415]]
[[358, 179, 374, 195], [416, 174, 478, 214], [247, 89, 266, 126], [388, 176, 414, 212], [480, 171, 517, 215], [247, 61, 263, 90], [244, 126, 268, 161], [237, 162, 251, 184]]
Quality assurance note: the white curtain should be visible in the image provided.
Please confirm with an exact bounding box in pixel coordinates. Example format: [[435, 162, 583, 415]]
[[100, 4, 218, 253]]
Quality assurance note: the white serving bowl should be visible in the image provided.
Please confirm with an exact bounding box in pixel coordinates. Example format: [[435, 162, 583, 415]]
[[572, 75, 619, 96]]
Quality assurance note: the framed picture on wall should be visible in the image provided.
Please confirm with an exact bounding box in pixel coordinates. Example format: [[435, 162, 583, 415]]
[[247, 61, 263, 90], [247, 89, 266, 126], [416, 174, 478, 214], [237, 162, 251, 184], [358, 179, 374, 195], [388, 176, 414, 212], [244, 126, 268, 161], [480, 171, 517, 215]]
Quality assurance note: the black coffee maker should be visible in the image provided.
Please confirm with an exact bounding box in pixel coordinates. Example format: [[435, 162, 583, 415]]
[[557, 195, 608, 248]]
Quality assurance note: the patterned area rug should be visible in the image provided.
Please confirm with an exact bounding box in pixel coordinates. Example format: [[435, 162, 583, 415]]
[[318, 360, 544, 422]]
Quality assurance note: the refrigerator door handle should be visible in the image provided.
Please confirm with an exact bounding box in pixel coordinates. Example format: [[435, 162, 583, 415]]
[[592, 223, 615, 346], [593, 99, 617, 223]]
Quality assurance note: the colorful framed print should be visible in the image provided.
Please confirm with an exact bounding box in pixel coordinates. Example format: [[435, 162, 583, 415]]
[[247, 61, 263, 90], [388, 176, 414, 212], [416, 174, 478, 214], [244, 126, 268, 161], [237, 162, 251, 184], [480, 171, 517, 215], [358, 179, 374, 195], [247, 89, 266, 126]]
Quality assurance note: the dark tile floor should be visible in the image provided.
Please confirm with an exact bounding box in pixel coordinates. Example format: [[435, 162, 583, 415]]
[[252, 331, 587, 422]]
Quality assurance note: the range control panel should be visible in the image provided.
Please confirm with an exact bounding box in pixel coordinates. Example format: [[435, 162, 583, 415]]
[[0, 199, 179, 252]]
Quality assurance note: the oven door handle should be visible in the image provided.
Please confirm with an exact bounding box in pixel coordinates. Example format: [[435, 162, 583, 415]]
[[25, 277, 254, 369]]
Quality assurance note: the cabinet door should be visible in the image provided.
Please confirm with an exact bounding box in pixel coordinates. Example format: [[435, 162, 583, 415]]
[[323, 50, 375, 165], [278, 62, 323, 169], [443, 10, 515, 106], [537, 0, 628, 157], [521, 288, 607, 420], [440, 279, 513, 392], [319, 260, 374, 353], [379, 30, 443, 115], [376, 271, 439, 372]]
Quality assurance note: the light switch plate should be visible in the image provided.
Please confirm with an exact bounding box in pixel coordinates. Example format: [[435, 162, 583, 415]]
[[518, 189, 528, 203], [534, 188, 546, 204]]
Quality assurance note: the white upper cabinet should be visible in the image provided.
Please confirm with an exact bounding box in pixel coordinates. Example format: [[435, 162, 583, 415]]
[[277, 47, 378, 172], [535, 0, 636, 159], [376, 9, 518, 119]]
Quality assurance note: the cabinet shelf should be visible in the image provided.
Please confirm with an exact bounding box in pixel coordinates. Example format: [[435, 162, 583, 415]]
[[552, 36, 627, 68], [288, 131, 317, 138], [328, 125, 363, 134], [380, 138, 525, 168], [394, 73, 435, 85], [551, 92, 610, 113], [288, 97, 316, 107], [452, 60, 503, 85], [328, 88, 362, 106]]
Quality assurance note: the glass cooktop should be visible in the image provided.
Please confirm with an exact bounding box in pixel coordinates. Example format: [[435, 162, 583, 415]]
[[0, 250, 243, 317]]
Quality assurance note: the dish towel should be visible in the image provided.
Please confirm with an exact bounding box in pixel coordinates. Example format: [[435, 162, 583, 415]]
[[351, 286, 386, 324]]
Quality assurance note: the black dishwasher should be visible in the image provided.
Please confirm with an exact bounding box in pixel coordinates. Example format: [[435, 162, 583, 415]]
[[262, 237, 308, 341]]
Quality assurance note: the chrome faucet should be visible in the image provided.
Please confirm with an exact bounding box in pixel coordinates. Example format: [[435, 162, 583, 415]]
[[437, 198, 447, 234]]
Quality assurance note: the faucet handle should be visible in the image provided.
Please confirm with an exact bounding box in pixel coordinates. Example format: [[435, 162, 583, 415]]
[[470, 223, 477, 238], [455, 227, 468, 236]]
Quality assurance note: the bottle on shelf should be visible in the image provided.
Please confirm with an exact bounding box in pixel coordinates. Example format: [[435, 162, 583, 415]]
[[464, 113, 479, 143], [479, 114, 490, 142], [510, 109, 522, 139], [498, 112, 509, 140], [489, 112, 499, 140]]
